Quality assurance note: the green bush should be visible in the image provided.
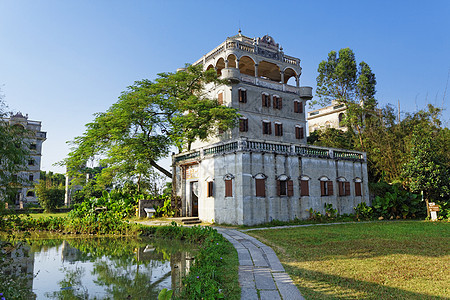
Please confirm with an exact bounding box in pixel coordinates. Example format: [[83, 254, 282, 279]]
[[371, 184, 423, 219], [34, 180, 65, 212], [354, 202, 373, 220]]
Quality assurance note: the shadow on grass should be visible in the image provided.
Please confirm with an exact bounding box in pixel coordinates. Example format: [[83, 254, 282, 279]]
[[287, 266, 449, 300]]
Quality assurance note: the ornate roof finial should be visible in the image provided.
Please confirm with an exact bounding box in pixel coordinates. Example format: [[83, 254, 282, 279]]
[[238, 28, 242, 35]]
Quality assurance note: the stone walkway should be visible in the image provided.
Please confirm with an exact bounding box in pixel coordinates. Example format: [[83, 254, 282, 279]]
[[216, 227, 304, 300]]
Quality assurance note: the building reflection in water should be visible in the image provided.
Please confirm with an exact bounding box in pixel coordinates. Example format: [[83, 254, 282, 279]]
[[1, 242, 37, 299]]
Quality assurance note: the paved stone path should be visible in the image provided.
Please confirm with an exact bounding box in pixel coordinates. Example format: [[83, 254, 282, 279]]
[[216, 227, 304, 300]]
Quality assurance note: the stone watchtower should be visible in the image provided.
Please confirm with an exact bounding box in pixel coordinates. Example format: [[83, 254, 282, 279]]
[[173, 33, 369, 225], [6, 112, 46, 204], [190, 32, 312, 149]]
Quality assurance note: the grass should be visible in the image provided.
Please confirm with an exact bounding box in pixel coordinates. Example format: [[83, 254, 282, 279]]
[[22, 212, 69, 219], [247, 221, 450, 299]]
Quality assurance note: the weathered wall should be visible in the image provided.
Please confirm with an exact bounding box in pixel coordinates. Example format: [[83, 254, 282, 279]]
[[175, 148, 369, 226]]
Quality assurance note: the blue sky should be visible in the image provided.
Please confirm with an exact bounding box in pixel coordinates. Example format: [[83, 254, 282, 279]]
[[1, 0, 449, 173]]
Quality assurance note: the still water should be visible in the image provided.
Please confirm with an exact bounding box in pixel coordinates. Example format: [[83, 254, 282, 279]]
[[0, 236, 196, 299]]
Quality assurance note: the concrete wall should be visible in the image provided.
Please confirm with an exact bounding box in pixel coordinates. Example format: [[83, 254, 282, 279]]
[[174, 148, 369, 226]]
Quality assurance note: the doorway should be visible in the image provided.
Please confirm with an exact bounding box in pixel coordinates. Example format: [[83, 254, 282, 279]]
[[190, 181, 198, 217]]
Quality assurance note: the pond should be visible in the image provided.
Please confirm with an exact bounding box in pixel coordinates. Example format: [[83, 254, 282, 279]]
[[0, 236, 197, 299]]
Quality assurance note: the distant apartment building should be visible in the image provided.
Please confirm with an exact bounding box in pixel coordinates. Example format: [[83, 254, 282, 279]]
[[4, 112, 46, 204]]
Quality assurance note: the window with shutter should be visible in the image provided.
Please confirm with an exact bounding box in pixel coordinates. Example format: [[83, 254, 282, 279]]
[[327, 181, 334, 196], [262, 94, 270, 107], [273, 96, 282, 109], [287, 180, 294, 196], [207, 181, 214, 197], [275, 123, 283, 136], [277, 180, 288, 196], [320, 181, 326, 196], [296, 127, 304, 139], [345, 182, 351, 196], [255, 178, 266, 197], [218, 92, 223, 105], [225, 179, 232, 197], [339, 181, 345, 196], [355, 182, 362, 196], [300, 179, 309, 196], [294, 101, 303, 113], [239, 90, 247, 103], [239, 118, 248, 132], [263, 121, 271, 135]]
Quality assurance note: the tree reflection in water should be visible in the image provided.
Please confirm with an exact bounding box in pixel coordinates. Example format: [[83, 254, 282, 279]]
[[0, 237, 197, 299]]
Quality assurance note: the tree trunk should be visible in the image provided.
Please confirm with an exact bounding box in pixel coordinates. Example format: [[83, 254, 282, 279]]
[[424, 192, 430, 219], [149, 159, 172, 178]]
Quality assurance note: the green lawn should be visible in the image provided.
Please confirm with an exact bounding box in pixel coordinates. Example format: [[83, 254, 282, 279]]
[[23, 212, 69, 219], [248, 221, 450, 299]]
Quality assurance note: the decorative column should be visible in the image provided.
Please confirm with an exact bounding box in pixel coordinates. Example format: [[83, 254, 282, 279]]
[[254, 63, 258, 77], [280, 70, 285, 84], [295, 75, 300, 87], [225, 59, 229, 68], [236, 58, 240, 69]]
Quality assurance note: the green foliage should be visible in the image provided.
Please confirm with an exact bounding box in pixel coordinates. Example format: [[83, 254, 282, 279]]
[[402, 124, 450, 204], [0, 100, 31, 201], [0, 241, 35, 299], [64, 64, 239, 184], [314, 48, 377, 151], [324, 203, 338, 219], [154, 195, 175, 217], [34, 180, 65, 212], [158, 288, 173, 300], [371, 184, 423, 219], [354, 202, 373, 220]]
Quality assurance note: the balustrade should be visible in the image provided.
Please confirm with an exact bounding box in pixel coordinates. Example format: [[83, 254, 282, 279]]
[[174, 140, 364, 163]]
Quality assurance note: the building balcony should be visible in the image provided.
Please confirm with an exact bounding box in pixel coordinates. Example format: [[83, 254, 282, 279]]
[[237, 73, 312, 97], [173, 137, 365, 164]]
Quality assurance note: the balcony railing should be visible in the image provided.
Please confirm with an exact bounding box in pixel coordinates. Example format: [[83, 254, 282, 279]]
[[173, 138, 365, 163]]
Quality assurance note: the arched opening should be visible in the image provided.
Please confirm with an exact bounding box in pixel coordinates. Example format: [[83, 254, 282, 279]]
[[206, 64, 215, 72], [26, 190, 35, 197], [239, 56, 255, 77], [258, 60, 281, 82], [284, 68, 297, 84], [216, 57, 225, 77], [227, 54, 237, 68], [338, 113, 345, 127]]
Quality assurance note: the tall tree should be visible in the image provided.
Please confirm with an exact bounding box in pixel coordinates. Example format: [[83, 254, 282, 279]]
[[402, 124, 450, 217], [315, 48, 377, 151], [64, 64, 238, 183]]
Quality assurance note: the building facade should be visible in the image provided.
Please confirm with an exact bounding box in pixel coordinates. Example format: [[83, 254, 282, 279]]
[[307, 100, 347, 134], [173, 33, 369, 225], [5, 113, 46, 204]]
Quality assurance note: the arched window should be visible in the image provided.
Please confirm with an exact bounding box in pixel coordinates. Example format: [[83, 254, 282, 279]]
[[26, 190, 35, 197], [300, 175, 310, 196], [276, 175, 293, 197], [223, 174, 234, 198], [337, 177, 350, 196], [254, 173, 267, 197], [319, 176, 333, 196], [354, 177, 362, 196]]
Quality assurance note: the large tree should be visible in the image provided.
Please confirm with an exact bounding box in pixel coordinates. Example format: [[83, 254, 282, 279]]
[[315, 48, 377, 151], [64, 64, 238, 183], [402, 110, 450, 217]]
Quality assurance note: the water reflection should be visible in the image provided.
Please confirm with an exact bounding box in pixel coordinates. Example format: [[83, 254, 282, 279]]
[[0, 237, 196, 299]]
